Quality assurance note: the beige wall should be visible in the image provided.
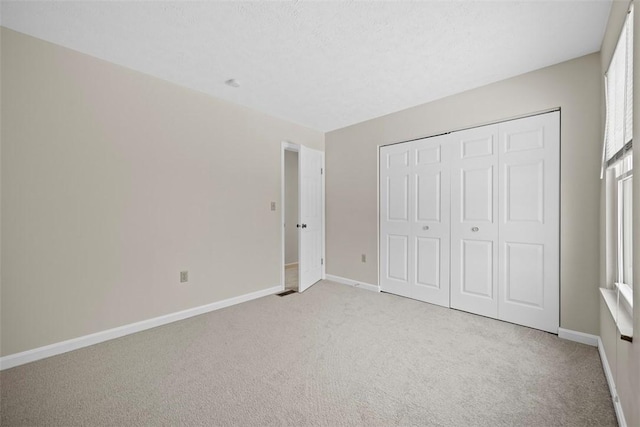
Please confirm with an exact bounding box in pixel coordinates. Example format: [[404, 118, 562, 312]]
[[599, 1, 640, 425], [326, 53, 602, 335], [0, 28, 324, 356], [284, 150, 298, 264]]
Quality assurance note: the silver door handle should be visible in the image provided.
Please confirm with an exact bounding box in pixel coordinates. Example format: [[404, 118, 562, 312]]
[[471, 227, 479, 232], [423, 226, 429, 231]]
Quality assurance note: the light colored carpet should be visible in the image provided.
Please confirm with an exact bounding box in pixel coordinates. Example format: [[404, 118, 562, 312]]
[[0, 281, 616, 426]]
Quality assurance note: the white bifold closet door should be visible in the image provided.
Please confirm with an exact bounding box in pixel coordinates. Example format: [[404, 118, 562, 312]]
[[379, 135, 451, 307], [450, 123, 500, 319], [380, 111, 559, 334], [496, 112, 559, 333]]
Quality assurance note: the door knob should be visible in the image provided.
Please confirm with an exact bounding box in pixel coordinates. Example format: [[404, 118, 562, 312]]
[[423, 226, 429, 231], [302, 224, 307, 228], [471, 227, 479, 232], [297, 224, 307, 228]]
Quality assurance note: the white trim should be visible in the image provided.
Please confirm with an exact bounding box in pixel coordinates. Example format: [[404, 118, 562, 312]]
[[0, 285, 281, 371], [325, 274, 380, 293], [376, 144, 381, 288], [616, 281, 634, 311], [557, 328, 599, 346], [321, 151, 326, 280], [281, 141, 300, 291], [378, 108, 560, 149], [601, 287, 634, 338], [598, 337, 628, 427]]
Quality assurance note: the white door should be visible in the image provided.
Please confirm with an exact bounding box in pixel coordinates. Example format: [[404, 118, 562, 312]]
[[380, 142, 412, 299], [379, 135, 450, 307], [497, 112, 559, 333], [450, 124, 499, 318], [412, 136, 451, 307], [298, 145, 324, 292]]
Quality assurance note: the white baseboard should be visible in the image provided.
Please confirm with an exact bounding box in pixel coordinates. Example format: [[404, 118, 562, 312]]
[[558, 328, 599, 346], [325, 274, 380, 293], [0, 285, 281, 371], [597, 337, 627, 427]]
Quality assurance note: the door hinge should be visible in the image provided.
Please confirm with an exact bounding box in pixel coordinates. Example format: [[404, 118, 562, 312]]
[[321, 258, 324, 265], [321, 168, 323, 175]]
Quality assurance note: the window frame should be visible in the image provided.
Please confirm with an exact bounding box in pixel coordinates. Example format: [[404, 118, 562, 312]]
[[615, 168, 633, 311], [602, 3, 634, 328]]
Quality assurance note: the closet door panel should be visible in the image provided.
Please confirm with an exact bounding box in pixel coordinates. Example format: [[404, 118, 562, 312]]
[[416, 237, 440, 287], [412, 136, 450, 307], [450, 125, 499, 318], [387, 235, 409, 281], [460, 239, 494, 298], [380, 143, 413, 299], [380, 134, 450, 307], [462, 165, 494, 222], [387, 175, 409, 221], [416, 171, 441, 222], [504, 161, 544, 223], [498, 112, 559, 333], [504, 242, 544, 307]]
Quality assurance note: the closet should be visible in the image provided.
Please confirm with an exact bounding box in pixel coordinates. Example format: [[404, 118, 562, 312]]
[[379, 111, 559, 333]]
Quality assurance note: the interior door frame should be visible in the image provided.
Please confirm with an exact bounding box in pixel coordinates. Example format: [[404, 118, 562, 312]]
[[280, 141, 326, 292]]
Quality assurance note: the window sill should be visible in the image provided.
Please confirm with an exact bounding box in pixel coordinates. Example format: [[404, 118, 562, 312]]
[[601, 288, 633, 341]]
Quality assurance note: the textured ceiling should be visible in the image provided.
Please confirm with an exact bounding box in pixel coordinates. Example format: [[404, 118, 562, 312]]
[[1, 1, 611, 132]]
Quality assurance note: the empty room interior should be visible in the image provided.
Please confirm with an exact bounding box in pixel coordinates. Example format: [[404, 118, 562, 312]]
[[1, 1, 639, 426]]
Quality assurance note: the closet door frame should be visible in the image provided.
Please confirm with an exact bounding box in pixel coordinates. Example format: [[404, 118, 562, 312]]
[[378, 108, 561, 333]]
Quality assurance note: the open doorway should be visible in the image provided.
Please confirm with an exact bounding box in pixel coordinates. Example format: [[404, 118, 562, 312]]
[[280, 141, 325, 294], [284, 149, 299, 291]]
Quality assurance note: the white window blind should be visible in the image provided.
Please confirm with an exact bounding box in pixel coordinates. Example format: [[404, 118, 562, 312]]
[[603, 5, 634, 174]]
